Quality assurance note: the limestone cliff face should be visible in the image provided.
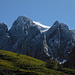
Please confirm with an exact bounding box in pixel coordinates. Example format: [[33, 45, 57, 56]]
[[9, 16, 34, 44], [0, 16, 74, 62], [0, 23, 12, 50], [46, 21, 73, 61], [64, 47, 75, 69]]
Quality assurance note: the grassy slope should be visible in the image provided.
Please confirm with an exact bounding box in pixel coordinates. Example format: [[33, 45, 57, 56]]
[[0, 50, 74, 75]]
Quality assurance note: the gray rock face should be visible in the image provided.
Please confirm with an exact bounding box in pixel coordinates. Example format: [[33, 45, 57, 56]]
[[71, 30, 75, 46], [0, 23, 12, 50], [11, 25, 41, 54], [71, 30, 75, 38], [29, 32, 50, 60], [9, 16, 34, 44], [8, 16, 50, 60], [0, 16, 74, 62], [46, 21, 73, 61]]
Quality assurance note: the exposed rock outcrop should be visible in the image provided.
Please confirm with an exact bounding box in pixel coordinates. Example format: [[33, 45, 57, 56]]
[[64, 47, 75, 69], [0, 16, 74, 62], [11, 25, 41, 55], [46, 21, 73, 61], [0, 23, 12, 50], [9, 16, 34, 44]]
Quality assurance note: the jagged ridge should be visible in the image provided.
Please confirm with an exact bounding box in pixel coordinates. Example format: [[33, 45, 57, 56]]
[[0, 16, 75, 62]]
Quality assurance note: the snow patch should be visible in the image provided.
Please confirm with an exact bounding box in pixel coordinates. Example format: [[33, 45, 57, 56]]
[[33, 21, 50, 32], [33, 21, 50, 29], [59, 59, 67, 64]]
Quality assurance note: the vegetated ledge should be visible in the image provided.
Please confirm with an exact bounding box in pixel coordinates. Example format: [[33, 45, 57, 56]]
[[0, 50, 75, 75]]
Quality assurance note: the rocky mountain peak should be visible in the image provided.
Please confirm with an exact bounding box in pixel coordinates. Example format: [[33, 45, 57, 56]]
[[9, 16, 34, 43], [0, 23, 12, 50], [0, 23, 8, 33], [53, 21, 59, 25], [46, 21, 73, 62], [0, 16, 74, 62], [16, 16, 33, 24], [11, 16, 33, 29]]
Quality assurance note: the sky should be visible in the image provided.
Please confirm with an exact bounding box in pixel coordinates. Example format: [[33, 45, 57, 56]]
[[0, 0, 75, 29]]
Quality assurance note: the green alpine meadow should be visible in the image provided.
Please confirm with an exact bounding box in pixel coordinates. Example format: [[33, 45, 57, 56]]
[[0, 50, 75, 75]]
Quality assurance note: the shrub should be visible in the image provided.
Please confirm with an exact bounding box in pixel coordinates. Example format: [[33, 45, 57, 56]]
[[58, 64, 64, 70], [46, 60, 59, 70]]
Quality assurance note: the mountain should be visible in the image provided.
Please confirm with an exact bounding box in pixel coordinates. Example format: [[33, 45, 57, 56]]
[[0, 50, 75, 75], [63, 46, 75, 69], [0, 23, 12, 50], [46, 21, 73, 62], [70, 30, 75, 44], [0, 16, 75, 62], [33, 21, 50, 32]]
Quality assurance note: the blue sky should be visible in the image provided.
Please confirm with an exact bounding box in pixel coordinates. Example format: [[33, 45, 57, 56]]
[[0, 0, 75, 29]]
